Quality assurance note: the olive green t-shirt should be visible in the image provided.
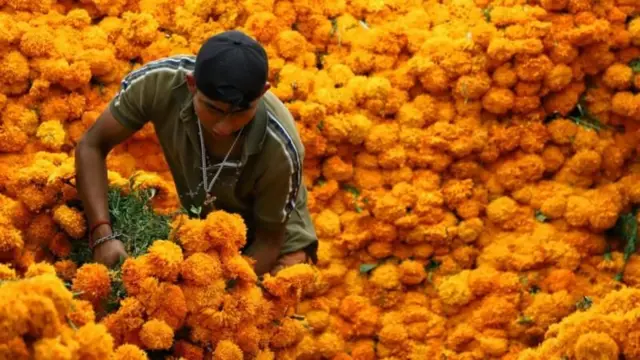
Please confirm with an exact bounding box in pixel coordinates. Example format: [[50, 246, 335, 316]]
[[108, 55, 318, 259]]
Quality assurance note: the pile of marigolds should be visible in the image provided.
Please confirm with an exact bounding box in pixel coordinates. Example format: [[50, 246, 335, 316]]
[[2, 0, 640, 359]]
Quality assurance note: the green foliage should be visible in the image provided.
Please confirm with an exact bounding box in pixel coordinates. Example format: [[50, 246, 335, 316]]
[[517, 315, 534, 325], [68, 184, 176, 312], [69, 186, 173, 265], [359, 263, 379, 274], [426, 258, 442, 283], [483, 7, 492, 22], [630, 58, 640, 73], [534, 210, 548, 223], [611, 209, 638, 281], [576, 296, 593, 311]]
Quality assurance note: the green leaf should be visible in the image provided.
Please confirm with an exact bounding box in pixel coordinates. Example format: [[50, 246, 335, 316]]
[[604, 243, 612, 261], [483, 7, 492, 22], [190, 205, 202, 216], [359, 263, 379, 274], [517, 315, 534, 325], [630, 58, 640, 73], [576, 296, 593, 311], [534, 210, 548, 223], [343, 185, 361, 197], [529, 285, 540, 294], [317, 120, 324, 131], [425, 258, 441, 283]]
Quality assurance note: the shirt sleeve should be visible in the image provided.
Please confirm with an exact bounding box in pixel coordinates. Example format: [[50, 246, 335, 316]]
[[108, 68, 157, 131], [253, 139, 303, 231]]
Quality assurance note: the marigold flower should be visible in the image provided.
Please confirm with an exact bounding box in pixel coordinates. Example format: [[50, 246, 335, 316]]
[[139, 319, 173, 350], [223, 253, 258, 284], [68, 299, 96, 327], [72, 263, 111, 304], [146, 240, 183, 282], [0, 263, 17, 280], [181, 252, 223, 286], [262, 264, 316, 298], [25, 262, 56, 278], [121, 256, 152, 296], [112, 344, 148, 360], [74, 323, 114, 360], [52, 205, 86, 239]]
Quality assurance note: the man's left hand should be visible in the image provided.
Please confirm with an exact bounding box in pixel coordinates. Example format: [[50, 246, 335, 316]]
[[270, 250, 309, 276]]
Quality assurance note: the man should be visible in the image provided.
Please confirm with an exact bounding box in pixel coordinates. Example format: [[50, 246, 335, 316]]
[[75, 30, 318, 276]]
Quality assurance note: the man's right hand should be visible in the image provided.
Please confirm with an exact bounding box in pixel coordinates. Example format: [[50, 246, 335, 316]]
[[93, 239, 128, 268]]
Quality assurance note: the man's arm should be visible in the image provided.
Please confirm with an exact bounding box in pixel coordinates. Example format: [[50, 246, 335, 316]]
[[76, 67, 153, 267], [75, 108, 138, 266], [249, 130, 302, 275]]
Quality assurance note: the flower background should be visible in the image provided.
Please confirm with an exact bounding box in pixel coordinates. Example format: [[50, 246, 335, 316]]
[[2, 0, 640, 359]]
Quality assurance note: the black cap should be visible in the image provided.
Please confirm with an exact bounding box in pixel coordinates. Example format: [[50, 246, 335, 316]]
[[194, 30, 269, 111]]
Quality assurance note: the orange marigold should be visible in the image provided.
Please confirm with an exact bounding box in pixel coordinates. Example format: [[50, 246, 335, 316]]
[[146, 240, 183, 282], [181, 252, 223, 286], [112, 344, 148, 360], [139, 319, 174, 350], [213, 340, 243, 360], [72, 263, 111, 304]]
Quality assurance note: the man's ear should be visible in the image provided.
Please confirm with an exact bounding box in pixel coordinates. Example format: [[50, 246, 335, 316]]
[[186, 73, 197, 94], [262, 82, 271, 95]]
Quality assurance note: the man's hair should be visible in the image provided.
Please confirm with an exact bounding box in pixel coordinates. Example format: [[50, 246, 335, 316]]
[[194, 30, 269, 111]]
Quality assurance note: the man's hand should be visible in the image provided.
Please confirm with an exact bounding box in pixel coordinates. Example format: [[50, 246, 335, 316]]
[[245, 225, 286, 276], [93, 240, 128, 268]]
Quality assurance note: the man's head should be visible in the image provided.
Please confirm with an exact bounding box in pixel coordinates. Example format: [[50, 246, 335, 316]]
[[186, 30, 270, 138]]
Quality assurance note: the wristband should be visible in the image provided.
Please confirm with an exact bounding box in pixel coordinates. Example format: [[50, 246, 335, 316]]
[[90, 232, 121, 251], [89, 220, 112, 248]]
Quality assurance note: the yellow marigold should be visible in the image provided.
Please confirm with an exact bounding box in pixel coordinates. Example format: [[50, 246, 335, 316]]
[[52, 205, 87, 239], [113, 297, 145, 334], [223, 253, 258, 283], [369, 263, 401, 290], [482, 87, 515, 115], [213, 340, 243, 360], [72, 263, 111, 304], [255, 350, 275, 360], [575, 332, 619, 360], [36, 120, 67, 151], [203, 211, 247, 253], [262, 264, 316, 298], [181, 252, 223, 286], [0, 263, 16, 280], [74, 323, 114, 360], [146, 240, 183, 282], [437, 270, 473, 307], [121, 256, 151, 296], [171, 215, 209, 254], [112, 344, 148, 360], [148, 283, 187, 330], [269, 318, 306, 349], [139, 319, 174, 350], [0, 224, 24, 261], [316, 332, 345, 359], [25, 262, 56, 278], [68, 299, 96, 327], [398, 260, 426, 285], [32, 337, 73, 360]]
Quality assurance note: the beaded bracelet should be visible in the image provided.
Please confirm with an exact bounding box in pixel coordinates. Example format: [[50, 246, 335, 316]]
[[90, 232, 122, 251]]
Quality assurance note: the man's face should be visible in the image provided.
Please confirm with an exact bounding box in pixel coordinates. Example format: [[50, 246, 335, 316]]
[[193, 92, 257, 138], [186, 73, 267, 138]]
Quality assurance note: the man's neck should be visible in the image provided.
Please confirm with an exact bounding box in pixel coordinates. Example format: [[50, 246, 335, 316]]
[[202, 130, 245, 161]]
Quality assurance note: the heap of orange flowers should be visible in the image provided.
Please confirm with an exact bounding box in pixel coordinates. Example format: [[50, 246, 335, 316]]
[[2, 0, 640, 358]]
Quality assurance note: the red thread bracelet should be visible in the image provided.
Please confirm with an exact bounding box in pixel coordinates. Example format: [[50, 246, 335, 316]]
[[89, 221, 112, 248]]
